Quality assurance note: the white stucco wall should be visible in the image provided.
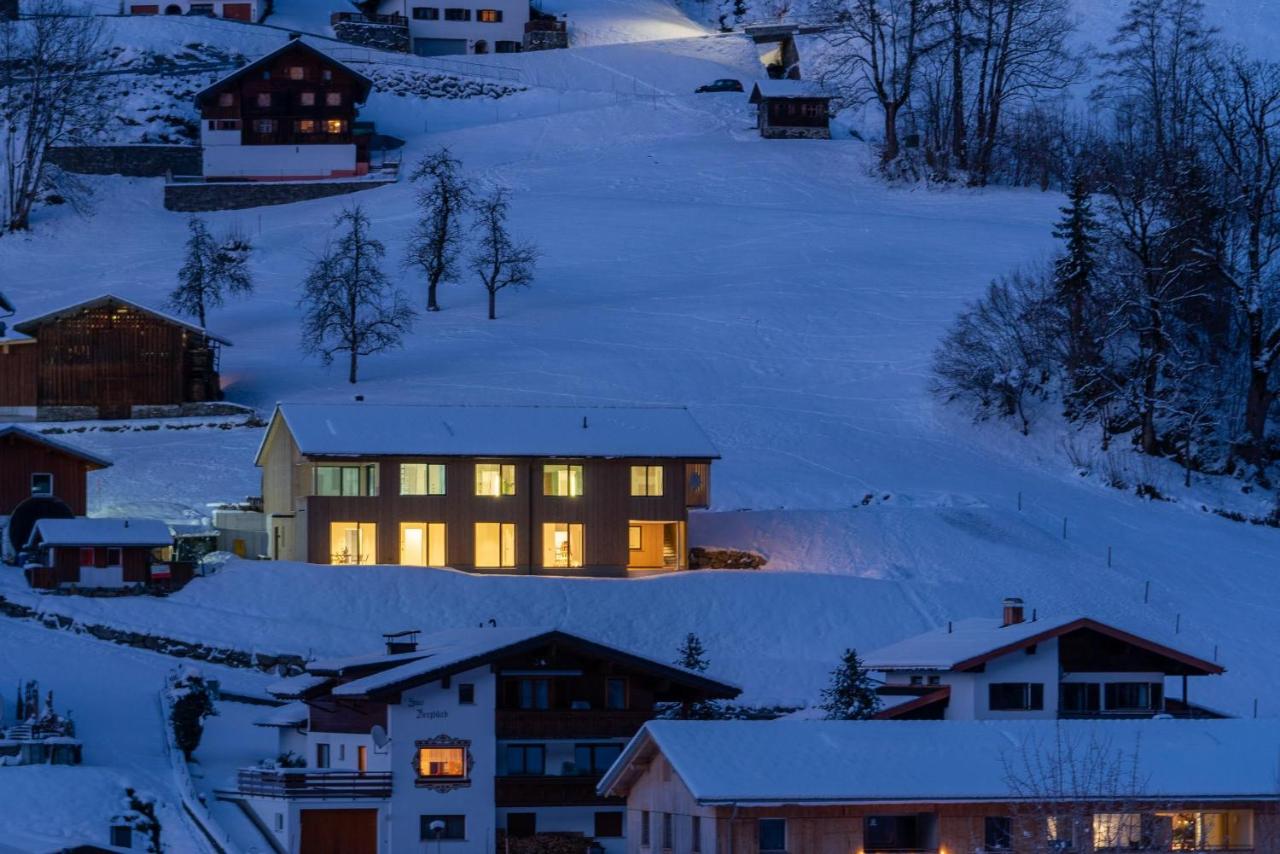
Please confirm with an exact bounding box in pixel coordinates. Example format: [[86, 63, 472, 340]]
[[375, 0, 528, 54], [201, 144, 357, 178]]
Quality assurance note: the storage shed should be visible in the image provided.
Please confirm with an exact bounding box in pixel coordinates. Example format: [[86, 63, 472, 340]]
[[748, 80, 833, 139]]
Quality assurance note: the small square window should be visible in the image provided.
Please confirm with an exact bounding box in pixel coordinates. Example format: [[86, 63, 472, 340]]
[[256, 92, 271, 107], [255, 119, 275, 134], [109, 826, 133, 848], [477, 8, 501, 21], [300, 91, 316, 106], [288, 65, 304, 80], [758, 818, 786, 853], [295, 119, 316, 134], [105, 548, 122, 567], [910, 675, 923, 686], [322, 69, 332, 80], [326, 118, 344, 134], [30, 473, 53, 496], [326, 91, 342, 106], [217, 92, 233, 107], [459, 683, 475, 704], [927, 675, 940, 686]]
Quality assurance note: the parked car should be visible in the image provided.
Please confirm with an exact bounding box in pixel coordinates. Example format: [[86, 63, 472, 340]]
[[695, 79, 744, 93]]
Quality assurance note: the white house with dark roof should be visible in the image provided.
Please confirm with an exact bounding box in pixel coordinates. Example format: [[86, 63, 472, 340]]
[[598, 718, 1280, 854], [222, 626, 739, 854], [865, 598, 1225, 721], [254, 403, 720, 575]]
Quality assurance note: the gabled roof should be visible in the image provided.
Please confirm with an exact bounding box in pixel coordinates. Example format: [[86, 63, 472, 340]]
[[599, 719, 1280, 804], [254, 700, 310, 728], [254, 403, 721, 462], [0, 426, 112, 469], [266, 673, 333, 700], [325, 627, 741, 701], [862, 616, 1223, 676], [12, 294, 231, 346], [195, 39, 373, 108], [26, 517, 171, 548], [749, 80, 833, 102]]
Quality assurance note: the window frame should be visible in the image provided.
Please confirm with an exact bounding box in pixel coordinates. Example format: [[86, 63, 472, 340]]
[[315, 742, 330, 769], [255, 92, 272, 107], [641, 810, 651, 847], [542, 463, 584, 497], [443, 6, 469, 19], [400, 462, 447, 495], [475, 521, 516, 568], [988, 682, 1045, 711], [458, 683, 475, 705], [475, 463, 516, 496], [105, 547, 122, 568], [984, 816, 1013, 851], [630, 464, 664, 496], [758, 818, 787, 853], [506, 743, 547, 776], [628, 525, 642, 551], [477, 7, 502, 21], [606, 677, 628, 710], [542, 521, 585, 568], [314, 464, 378, 497], [412, 5, 439, 17], [575, 742, 623, 775], [415, 743, 469, 782]]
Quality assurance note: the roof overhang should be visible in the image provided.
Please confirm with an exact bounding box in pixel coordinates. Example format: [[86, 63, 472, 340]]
[[12, 293, 231, 346]]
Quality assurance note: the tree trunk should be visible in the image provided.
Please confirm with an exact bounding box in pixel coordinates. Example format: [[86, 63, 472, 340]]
[[949, 0, 967, 169], [348, 348, 358, 384], [427, 278, 440, 312], [1241, 365, 1273, 464], [881, 101, 901, 164], [487, 288, 496, 320]]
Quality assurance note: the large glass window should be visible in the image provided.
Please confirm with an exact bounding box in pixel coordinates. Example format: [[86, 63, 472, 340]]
[[542, 464, 583, 497], [984, 816, 1012, 850], [314, 464, 378, 497], [506, 744, 545, 776], [515, 678, 550, 709], [1045, 816, 1077, 850], [476, 463, 516, 496], [330, 522, 376, 565], [988, 682, 1044, 711], [1105, 682, 1162, 712], [1060, 682, 1101, 714], [542, 522, 584, 568], [758, 818, 786, 853], [417, 746, 466, 779], [401, 463, 446, 495], [1161, 810, 1253, 851], [475, 522, 515, 567], [575, 743, 622, 775], [400, 522, 446, 566], [630, 465, 663, 496], [1093, 814, 1146, 850]]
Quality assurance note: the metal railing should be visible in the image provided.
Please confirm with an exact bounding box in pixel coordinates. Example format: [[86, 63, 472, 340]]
[[237, 768, 392, 799]]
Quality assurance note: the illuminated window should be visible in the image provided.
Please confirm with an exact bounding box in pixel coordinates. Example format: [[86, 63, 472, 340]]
[[628, 525, 641, 550], [288, 65, 305, 80], [542, 464, 583, 497], [1093, 814, 1144, 850], [542, 522, 583, 568], [325, 118, 345, 134], [1160, 810, 1253, 851], [256, 92, 271, 107], [217, 92, 234, 107], [326, 92, 342, 106], [295, 119, 316, 134], [630, 465, 663, 496], [400, 522, 446, 566], [30, 473, 53, 496], [417, 747, 466, 779], [401, 463, 446, 495], [477, 8, 501, 21], [299, 91, 315, 106], [1045, 816, 1077, 850], [476, 463, 516, 496], [330, 522, 376, 565], [314, 464, 379, 496], [475, 522, 515, 567]]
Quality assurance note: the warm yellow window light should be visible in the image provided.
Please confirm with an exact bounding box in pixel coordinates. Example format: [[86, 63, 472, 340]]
[[418, 747, 465, 778]]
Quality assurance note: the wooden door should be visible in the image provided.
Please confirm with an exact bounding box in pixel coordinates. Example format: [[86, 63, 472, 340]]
[[300, 809, 377, 854], [221, 2, 250, 18]]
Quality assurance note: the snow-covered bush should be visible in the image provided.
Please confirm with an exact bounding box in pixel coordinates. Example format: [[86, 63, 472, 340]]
[[168, 667, 218, 760]]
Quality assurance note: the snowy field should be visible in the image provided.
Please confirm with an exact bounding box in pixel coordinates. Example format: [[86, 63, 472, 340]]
[[1, 1, 1280, 846]]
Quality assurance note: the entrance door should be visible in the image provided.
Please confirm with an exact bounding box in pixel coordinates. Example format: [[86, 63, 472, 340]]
[[300, 809, 377, 854], [413, 37, 468, 56], [221, 2, 251, 19]]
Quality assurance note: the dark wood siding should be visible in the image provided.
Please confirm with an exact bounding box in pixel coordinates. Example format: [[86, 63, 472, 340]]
[[0, 432, 94, 515], [303, 456, 712, 573], [307, 698, 388, 733], [0, 341, 38, 407], [764, 97, 830, 128]]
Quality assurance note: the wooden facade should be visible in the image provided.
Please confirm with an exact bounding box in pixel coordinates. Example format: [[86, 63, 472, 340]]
[[0, 427, 109, 516], [748, 83, 832, 140], [0, 295, 229, 420], [196, 40, 372, 155]]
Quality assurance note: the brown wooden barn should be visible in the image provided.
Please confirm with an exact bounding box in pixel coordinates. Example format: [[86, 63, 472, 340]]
[[0, 294, 232, 421], [748, 80, 833, 139], [0, 425, 111, 516]]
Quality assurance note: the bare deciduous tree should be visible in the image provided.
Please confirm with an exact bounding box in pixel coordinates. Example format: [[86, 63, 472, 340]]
[[405, 148, 469, 313], [0, 2, 112, 232], [169, 216, 254, 328], [299, 205, 415, 384], [469, 189, 537, 320]]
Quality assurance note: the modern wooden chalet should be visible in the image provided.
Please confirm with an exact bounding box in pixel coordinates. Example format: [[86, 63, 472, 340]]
[[254, 403, 719, 576], [865, 598, 1226, 721], [23, 517, 187, 590], [195, 39, 374, 181], [223, 627, 739, 854], [0, 294, 230, 421], [748, 81, 833, 139], [600, 719, 1279, 854], [0, 425, 111, 517]]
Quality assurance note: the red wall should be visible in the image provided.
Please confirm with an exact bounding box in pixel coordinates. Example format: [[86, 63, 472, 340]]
[[0, 432, 95, 515]]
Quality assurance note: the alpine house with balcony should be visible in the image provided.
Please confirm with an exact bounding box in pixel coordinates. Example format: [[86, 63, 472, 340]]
[[253, 402, 719, 575], [865, 598, 1226, 721], [222, 626, 739, 854]]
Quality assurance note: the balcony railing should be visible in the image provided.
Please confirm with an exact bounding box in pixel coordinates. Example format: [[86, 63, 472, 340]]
[[496, 709, 652, 739], [236, 768, 392, 799], [524, 18, 566, 32], [495, 775, 623, 808]]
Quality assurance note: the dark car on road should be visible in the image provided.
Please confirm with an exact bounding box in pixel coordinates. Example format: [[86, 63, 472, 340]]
[[695, 79, 745, 93]]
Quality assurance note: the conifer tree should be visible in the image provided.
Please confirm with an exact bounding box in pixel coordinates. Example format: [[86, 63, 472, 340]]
[[819, 648, 881, 720], [670, 633, 722, 720], [1051, 176, 1102, 419], [169, 216, 254, 328]]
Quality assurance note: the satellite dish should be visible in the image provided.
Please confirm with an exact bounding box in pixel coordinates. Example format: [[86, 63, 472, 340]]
[[370, 724, 389, 748]]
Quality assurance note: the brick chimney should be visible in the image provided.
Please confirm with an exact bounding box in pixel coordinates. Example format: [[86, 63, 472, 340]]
[[1002, 597, 1025, 627]]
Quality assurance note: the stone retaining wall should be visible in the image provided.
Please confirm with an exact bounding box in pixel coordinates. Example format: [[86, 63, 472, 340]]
[[333, 20, 409, 52], [48, 145, 201, 178], [165, 178, 396, 212]]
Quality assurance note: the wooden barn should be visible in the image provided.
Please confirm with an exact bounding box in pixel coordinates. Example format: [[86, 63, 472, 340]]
[[0, 294, 231, 421], [748, 80, 833, 139], [0, 425, 111, 517], [23, 517, 189, 589]]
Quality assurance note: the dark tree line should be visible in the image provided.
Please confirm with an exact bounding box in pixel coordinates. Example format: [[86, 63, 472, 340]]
[[934, 0, 1280, 483]]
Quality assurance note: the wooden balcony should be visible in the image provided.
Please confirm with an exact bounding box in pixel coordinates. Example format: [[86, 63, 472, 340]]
[[495, 775, 624, 808], [496, 709, 652, 739], [236, 768, 392, 800]]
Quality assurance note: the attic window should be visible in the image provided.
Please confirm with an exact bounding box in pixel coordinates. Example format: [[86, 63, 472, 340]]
[[288, 65, 305, 80], [217, 92, 233, 107], [326, 92, 342, 106], [322, 69, 332, 80], [256, 92, 271, 107]]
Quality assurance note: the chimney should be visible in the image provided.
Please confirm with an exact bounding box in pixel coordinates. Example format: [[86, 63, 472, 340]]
[[1002, 597, 1025, 627], [582, 415, 588, 429], [383, 629, 419, 655], [288, 31, 302, 40], [354, 394, 364, 402]]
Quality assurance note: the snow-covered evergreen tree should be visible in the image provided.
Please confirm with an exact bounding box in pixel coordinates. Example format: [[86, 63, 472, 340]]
[[819, 648, 882, 720]]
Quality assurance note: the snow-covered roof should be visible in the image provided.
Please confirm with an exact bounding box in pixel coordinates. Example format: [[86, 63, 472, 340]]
[[26, 517, 171, 548], [258, 402, 721, 461], [254, 701, 309, 728], [307, 648, 434, 676], [600, 719, 1280, 804], [862, 616, 1222, 675], [12, 294, 231, 345], [266, 674, 332, 700], [0, 425, 113, 468], [749, 80, 832, 101], [327, 626, 740, 699]]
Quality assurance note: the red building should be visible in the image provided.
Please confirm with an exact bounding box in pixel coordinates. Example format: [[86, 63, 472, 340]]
[[0, 425, 111, 517], [23, 517, 185, 589]]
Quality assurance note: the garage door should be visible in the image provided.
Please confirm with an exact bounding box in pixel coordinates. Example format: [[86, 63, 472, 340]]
[[129, 4, 159, 12], [413, 37, 468, 56], [300, 809, 378, 854], [221, 2, 251, 18]]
